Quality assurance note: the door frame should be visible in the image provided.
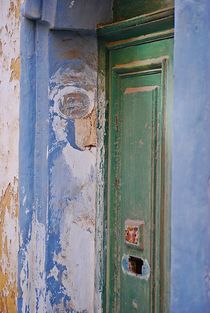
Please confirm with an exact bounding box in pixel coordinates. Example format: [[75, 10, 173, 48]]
[[95, 8, 174, 313]]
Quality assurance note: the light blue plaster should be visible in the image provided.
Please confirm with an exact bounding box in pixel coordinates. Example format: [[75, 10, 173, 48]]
[[19, 16, 36, 312], [20, 4, 100, 310], [22, 0, 42, 20], [171, 1, 210, 312], [23, 0, 113, 30]]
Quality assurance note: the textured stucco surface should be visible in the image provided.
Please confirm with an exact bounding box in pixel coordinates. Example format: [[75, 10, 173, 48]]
[[171, 1, 210, 312], [4, 1, 210, 313], [18, 17, 99, 311], [46, 31, 97, 312], [0, 0, 20, 312]]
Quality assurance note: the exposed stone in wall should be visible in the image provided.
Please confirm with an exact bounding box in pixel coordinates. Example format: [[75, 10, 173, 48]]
[[0, 178, 18, 313], [10, 57, 20, 81], [0, 0, 20, 312], [75, 108, 97, 150]]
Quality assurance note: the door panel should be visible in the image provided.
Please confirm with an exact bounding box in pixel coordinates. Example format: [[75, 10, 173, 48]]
[[120, 74, 161, 313], [107, 38, 173, 313]]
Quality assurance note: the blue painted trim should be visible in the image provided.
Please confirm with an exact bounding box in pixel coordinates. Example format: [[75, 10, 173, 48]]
[[18, 16, 36, 312], [21, 0, 57, 27], [22, 0, 112, 30], [19, 17, 50, 313], [42, 0, 57, 28], [34, 23, 49, 223], [22, 0, 42, 20]]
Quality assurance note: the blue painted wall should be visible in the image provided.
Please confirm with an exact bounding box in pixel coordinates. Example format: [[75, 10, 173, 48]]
[[19, 1, 109, 311], [23, 0, 113, 29], [19, 18, 50, 313], [171, 1, 210, 312], [19, 0, 210, 312], [47, 30, 98, 312]]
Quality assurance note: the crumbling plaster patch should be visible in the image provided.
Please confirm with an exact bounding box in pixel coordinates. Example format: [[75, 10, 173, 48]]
[[94, 63, 107, 313], [0, 178, 18, 313], [10, 56, 20, 81], [75, 109, 96, 149], [0, 1, 21, 312], [50, 49, 97, 150], [47, 49, 97, 311], [0, 0, 20, 191], [19, 212, 46, 313], [47, 141, 96, 313]]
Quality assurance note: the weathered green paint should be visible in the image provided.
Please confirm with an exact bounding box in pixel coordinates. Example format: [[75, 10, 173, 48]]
[[113, 0, 174, 21], [109, 71, 161, 313], [107, 39, 173, 313], [97, 8, 174, 313], [97, 8, 174, 43]]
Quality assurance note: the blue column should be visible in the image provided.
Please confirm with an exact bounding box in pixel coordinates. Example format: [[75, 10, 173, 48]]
[[171, 1, 210, 312]]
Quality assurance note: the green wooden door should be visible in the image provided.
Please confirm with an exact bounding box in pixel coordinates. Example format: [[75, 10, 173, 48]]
[[106, 38, 173, 313]]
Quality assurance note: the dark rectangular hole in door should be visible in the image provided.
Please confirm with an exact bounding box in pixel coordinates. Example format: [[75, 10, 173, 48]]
[[128, 256, 144, 275]]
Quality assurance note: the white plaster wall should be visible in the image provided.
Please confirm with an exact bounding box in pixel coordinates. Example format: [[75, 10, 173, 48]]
[[0, 0, 20, 191], [0, 0, 20, 311]]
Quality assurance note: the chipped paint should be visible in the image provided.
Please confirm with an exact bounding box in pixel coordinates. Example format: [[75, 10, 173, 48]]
[[0, 0, 20, 312], [69, 0, 76, 9], [58, 87, 93, 119], [75, 109, 97, 149], [124, 86, 159, 94], [49, 64, 96, 119], [0, 0, 20, 190], [8, 0, 21, 20], [45, 32, 97, 312], [0, 40, 2, 57], [3, 1, 209, 312], [113, 56, 169, 70], [10, 57, 20, 81], [19, 212, 46, 313], [94, 50, 107, 313], [0, 179, 18, 313], [106, 29, 174, 49]]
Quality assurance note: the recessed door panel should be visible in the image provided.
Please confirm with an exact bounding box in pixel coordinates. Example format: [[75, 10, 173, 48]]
[[120, 74, 160, 313], [107, 38, 173, 313]]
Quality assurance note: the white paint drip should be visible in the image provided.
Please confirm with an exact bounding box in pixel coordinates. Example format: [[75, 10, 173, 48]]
[[52, 114, 68, 142], [69, 0, 76, 9], [48, 265, 59, 281], [63, 144, 96, 182], [20, 213, 46, 313]]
